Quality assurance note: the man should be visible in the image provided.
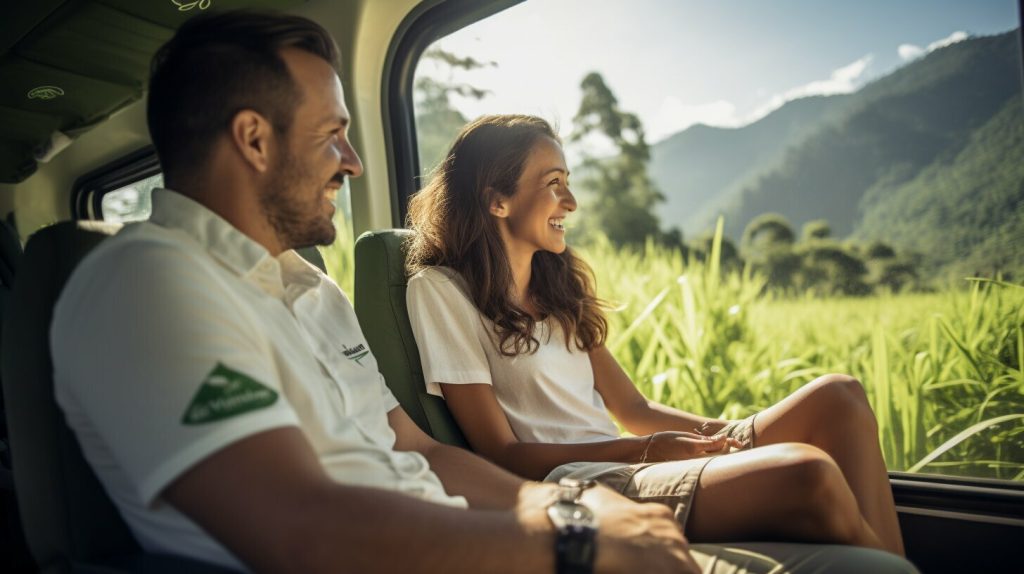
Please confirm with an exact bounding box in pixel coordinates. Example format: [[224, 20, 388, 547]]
[[50, 11, 695, 574]]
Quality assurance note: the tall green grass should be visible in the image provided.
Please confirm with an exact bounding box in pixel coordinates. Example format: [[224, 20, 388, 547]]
[[584, 221, 1023, 480], [326, 217, 1024, 480], [321, 212, 356, 297]]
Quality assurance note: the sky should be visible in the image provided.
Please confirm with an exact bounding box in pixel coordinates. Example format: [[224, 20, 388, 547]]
[[422, 0, 1021, 144]]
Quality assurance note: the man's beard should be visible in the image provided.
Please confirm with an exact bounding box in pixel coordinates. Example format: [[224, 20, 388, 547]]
[[260, 148, 337, 250]]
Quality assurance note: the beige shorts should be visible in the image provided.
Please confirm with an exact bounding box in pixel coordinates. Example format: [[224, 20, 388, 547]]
[[545, 414, 757, 531]]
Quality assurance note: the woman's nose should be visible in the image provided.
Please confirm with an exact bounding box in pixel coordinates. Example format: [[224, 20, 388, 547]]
[[563, 188, 577, 212]]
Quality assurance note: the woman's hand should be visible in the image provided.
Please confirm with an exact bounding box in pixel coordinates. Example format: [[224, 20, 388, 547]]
[[644, 431, 743, 462]]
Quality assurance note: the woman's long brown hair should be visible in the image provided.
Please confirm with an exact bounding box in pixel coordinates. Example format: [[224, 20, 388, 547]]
[[406, 114, 607, 356]]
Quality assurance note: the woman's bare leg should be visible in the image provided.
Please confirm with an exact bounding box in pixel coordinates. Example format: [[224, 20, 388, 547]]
[[684, 442, 885, 550], [751, 374, 905, 555]]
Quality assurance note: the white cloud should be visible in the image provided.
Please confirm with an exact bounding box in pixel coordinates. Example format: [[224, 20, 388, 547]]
[[897, 30, 969, 62], [928, 30, 969, 52], [898, 43, 924, 61], [746, 54, 873, 122], [788, 55, 873, 98], [648, 96, 742, 141]]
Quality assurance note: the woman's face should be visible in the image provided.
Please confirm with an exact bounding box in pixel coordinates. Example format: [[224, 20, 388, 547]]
[[493, 136, 578, 257]]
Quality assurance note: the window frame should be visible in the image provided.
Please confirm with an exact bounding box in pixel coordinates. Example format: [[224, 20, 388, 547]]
[[381, 0, 522, 227], [385, 0, 1024, 514], [70, 146, 160, 221]]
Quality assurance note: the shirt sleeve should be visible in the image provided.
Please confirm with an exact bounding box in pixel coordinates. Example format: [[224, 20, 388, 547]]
[[52, 240, 300, 507], [406, 269, 493, 398], [378, 372, 400, 412]]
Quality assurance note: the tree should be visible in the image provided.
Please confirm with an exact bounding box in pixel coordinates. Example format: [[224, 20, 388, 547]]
[[739, 214, 798, 291], [865, 240, 897, 260], [689, 232, 742, 271], [876, 260, 918, 292], [742, 213, 796, 252], [414, 48, 494, 175], [797, 241, 871, 296], [802, 219, 831, 241], [571, 72, 666, 247]]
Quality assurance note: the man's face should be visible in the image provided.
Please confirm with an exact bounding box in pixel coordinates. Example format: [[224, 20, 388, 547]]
[[260, 48, 363, 250]]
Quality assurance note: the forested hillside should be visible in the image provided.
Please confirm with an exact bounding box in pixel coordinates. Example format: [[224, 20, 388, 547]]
[[650, 29, 1023, 281], [855, 97, 1024, 282], [649, 95, 852, 232], [724, 31, 1021, 238]]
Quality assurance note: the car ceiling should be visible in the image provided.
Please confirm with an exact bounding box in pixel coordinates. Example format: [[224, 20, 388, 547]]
[[0, 0, 305, 185]]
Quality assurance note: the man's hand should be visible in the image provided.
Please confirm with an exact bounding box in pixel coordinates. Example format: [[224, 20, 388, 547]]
[[517, 483, 699, 574], [585, 485, 700, 574], [648, 431, 744, 462]]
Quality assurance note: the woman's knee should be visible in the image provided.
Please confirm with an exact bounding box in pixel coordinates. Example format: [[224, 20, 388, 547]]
[[810, 373, 868, 404], [762, 444, 865, 541], [805, 374, 878, 432], [769, 443, 837, 484]]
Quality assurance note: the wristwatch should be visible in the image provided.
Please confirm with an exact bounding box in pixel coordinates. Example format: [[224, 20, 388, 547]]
[[547, 478, 599, 574]]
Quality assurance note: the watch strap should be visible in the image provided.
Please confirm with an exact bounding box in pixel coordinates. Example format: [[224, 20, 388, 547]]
[[555, 524, 597, 574]]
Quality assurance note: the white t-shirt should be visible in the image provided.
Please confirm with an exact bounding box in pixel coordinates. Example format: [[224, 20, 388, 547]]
[[52, 190, 466, 571], [406, 266, 620, 444]]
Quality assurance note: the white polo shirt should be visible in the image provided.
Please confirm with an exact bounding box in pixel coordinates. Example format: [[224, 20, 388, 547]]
[[52, 189, 466, 570]]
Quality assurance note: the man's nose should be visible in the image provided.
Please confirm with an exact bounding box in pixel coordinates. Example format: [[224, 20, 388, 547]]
[[341, 140, 363, 178]]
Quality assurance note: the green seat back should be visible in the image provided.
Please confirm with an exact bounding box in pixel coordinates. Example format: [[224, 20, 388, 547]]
[[353, 230, 468, 448], [1, 221, 237, 573], [1, 221, 139, 571], [295, 246, 327, 274]]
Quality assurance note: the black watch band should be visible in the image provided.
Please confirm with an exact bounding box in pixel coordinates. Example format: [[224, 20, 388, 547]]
[[549, 478, 598, 574], [554, 524, 597, 574]]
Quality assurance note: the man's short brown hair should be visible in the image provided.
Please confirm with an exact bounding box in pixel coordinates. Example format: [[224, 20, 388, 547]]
[[147, 11, 339, 187]]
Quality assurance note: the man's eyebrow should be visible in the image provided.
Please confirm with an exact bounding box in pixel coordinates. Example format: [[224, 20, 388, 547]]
[[319, 115, 350, 129]]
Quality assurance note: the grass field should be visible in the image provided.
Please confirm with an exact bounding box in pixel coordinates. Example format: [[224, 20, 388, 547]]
[[325, 217, 1024, 481]]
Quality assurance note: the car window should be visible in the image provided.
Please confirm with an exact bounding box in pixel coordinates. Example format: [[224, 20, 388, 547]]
[[411, 0, 1024, 482], [101, 173, 162, 223]]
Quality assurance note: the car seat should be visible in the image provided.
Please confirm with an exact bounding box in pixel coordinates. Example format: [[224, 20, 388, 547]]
[[353, 229, 468, 448], [0, 221, 235, 573]]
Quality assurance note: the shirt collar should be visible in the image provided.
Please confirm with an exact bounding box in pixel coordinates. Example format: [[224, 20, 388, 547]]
[[148, 189, 323, 298]]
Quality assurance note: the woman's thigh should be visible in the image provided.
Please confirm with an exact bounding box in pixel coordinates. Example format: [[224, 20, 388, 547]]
[[685, 443, 863, 543], [752, 374, 876, 446]]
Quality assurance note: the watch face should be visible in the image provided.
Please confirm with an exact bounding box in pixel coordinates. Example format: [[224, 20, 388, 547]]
[[548, 501, 597, 529]]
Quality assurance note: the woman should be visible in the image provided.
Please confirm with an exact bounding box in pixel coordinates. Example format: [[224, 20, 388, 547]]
[[405, 114, 904, 555]]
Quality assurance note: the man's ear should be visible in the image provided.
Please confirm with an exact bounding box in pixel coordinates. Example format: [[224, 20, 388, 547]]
[[229, 110, 274, 174], [488, 189, 509, 218]]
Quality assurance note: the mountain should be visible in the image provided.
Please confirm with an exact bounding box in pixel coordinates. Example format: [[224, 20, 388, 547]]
[[649, 94, 853, 234], [649, 29, 1023, 263], [854, 97, 1024, 282], [723, 30, 1022, 240]]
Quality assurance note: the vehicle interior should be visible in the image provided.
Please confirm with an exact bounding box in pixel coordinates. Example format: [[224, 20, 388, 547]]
[[1, 1, 1022, 573]]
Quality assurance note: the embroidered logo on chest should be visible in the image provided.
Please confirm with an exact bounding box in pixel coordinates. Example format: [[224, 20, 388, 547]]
[[341, 343, 369, 366]]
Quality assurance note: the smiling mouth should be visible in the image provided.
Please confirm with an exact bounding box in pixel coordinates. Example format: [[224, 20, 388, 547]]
[[548, 217, 565, 231]]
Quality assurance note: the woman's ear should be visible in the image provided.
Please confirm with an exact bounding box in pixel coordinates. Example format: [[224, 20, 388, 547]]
[[488, 189, 509, 218]]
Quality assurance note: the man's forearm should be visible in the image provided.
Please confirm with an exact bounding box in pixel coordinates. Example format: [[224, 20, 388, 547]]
[[420, 441, 526, 509], [289, 482, 555, 574]]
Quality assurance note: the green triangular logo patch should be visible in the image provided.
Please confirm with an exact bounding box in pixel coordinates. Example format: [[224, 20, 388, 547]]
[[181, 363, 279, 425]]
